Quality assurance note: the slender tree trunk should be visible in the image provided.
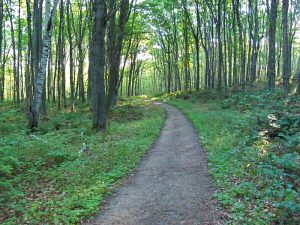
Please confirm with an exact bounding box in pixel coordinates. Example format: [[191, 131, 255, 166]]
[[59, 0, 66, 108], [18, 0, 22, 103], [217, 0, 223, 91], [232, 1, 238, 91], [250, 0, 260, 84], [107, 0, 130, 107], [33, 0, 40, 81], [47, 44, 52, 101], [78, 47, 85, 102], [195, 40, 200, 90], [0, 0, 3, 101], [172, 9, 180, 91], [107, 0, 117, 106], [41, 0, 51, 115], [267, 0, 278, 89], [57, 37, 61, 110], [67, 0, 75, 111], [183, 5, 190, 91], [167, 43, 172, 93], [227, 20, 232, 87], [28, 0, 59, 130], [9, 1, 19, 105], [223, 0, 227, 91], [297, 55, 300, 95], [117, 36, 132, 92], [236, 0, 245, 91], [25, 0, 33, 115], [282, 0, 290, 93]]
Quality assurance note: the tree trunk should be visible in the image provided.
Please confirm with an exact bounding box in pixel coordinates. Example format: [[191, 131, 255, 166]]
[[297, 55, 300, 95], [78, 47, 85, 102], [217, 0, 223, 92], [183, 5, 190, 91], [59, 0, 66, 108], [28, 0, 59, 130], [91, 0, 107, 131], [18, 0, 22, 102], [235, 0, 245, 91], [9, 1, 19, 105], [25, 0, 33, 116], [223, 0, 227, 91], [106, 0, 117, 106], [0, 0, 3, 101], [227, 19, 232, 87], [282, 0, 290, 93], [41, 0, 51, 115], [232, 1, 238, 91], [107, 0, 130, 107], [267, 0, 278, 89], [67, 0, 75, 111]]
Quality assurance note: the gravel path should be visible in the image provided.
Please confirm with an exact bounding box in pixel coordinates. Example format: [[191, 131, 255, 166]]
[[85, 103, 220, 225]]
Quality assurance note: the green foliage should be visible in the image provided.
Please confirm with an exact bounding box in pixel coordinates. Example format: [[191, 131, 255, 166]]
[[0, 100, 164, 224], [168, 90, 300, 224]]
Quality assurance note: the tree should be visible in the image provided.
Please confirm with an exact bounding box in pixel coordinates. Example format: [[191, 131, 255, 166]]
[[249, 0, 261, 83], [216, 0, 223, 91], [267, 0, 278, 89], [282, 0, 290, 93], [107, 0, 131, 107], [297, 54, 300, 95], [28, 0, 59, 130], [90, 0, 107, 131], [0, 0, 3, 101], [66, 0, 75, 111]]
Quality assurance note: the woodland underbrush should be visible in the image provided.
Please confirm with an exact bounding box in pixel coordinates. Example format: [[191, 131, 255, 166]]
[[0, 98, 164, 224], [168, 88, 300, 224]]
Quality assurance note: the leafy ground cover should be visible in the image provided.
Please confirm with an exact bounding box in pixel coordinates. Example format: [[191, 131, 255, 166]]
[[166, 89, 300, 224], [0, 98, 164, 224]]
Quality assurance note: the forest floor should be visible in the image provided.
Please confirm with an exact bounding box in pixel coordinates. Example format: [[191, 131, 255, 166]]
[[85, 103, 220, 225], [1, 88, 299, 225], [0, 98, 164, 224]]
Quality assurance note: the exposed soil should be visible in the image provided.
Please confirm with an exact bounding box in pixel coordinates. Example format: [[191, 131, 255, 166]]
[[85, 103, 221, 225]]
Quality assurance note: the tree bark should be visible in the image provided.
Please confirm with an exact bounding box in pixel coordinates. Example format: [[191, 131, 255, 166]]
[[28, 0, 59, 130], [9, 0, 19, 105], [0, 0, 3, 101], [267, 0, 278, 89], [232, 0, 238, 91], [297, 55, 300, 95], [91, 0, 107, 131], [107, 0, 130, 107], [235, 0, 245, 91], [67, 0, 75, 111], [216, 0, 223, 92], [282, 0, 290, 93], [183, 2, 190, 91]]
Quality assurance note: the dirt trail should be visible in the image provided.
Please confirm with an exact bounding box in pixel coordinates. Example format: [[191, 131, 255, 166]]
[[85, 103, 220, 225]]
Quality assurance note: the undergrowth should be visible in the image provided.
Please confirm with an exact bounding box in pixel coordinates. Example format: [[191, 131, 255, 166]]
[[0, 98, 164, 224], [167, 89, 300, 224]]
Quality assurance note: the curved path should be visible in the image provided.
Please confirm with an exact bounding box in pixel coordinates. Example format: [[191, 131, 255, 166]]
[[86, 103, 220, 225]]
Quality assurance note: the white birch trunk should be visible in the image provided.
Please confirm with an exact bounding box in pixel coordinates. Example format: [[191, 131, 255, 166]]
[[44, 0, 51, 31], [28, 0, 59, 130]]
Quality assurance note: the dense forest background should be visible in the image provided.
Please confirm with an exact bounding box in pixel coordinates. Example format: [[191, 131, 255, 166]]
[[0, 0, 299, 130]]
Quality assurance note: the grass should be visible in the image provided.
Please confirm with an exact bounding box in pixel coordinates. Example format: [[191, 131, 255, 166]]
[[0, 97, 164, 224], [166, 89, 300, 224]]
